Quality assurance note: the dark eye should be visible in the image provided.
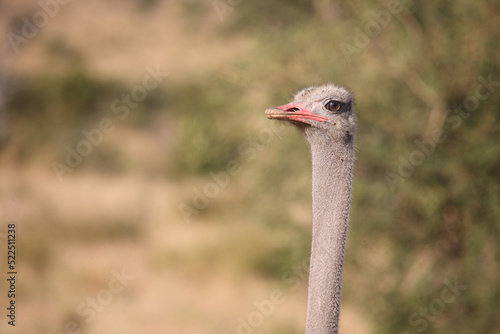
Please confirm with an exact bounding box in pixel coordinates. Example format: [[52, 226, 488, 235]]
[[325, 100, 342, 112]]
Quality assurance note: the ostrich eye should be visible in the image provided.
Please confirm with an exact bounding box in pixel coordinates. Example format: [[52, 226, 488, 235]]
[[325, 100, 342, 112]]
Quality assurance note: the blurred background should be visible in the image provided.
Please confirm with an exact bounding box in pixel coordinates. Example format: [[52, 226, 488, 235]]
[[0, 0, 499, 333]]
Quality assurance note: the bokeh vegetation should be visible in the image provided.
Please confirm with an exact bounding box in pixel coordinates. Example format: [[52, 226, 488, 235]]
[[1, 0, 499, 333]]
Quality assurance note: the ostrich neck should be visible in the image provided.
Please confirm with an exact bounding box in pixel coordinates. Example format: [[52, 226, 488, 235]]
[[305, 140, 354, 334]]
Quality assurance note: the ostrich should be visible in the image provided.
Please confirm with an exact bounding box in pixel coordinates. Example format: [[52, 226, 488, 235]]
[[265, 84, 356, 334]]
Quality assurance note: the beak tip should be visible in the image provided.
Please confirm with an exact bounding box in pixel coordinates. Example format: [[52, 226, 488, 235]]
[[264, 107, 280, 118]]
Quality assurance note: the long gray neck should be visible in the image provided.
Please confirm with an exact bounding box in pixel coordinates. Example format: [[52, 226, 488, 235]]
[[305, 138, 354, 334]]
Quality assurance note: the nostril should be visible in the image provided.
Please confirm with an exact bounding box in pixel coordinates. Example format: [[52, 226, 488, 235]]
[[286, 107, 300, 112]]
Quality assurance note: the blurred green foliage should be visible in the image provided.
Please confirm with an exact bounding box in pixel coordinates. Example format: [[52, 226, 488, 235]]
[[5, 0, 500, 333], [168, 78, 248, 175]]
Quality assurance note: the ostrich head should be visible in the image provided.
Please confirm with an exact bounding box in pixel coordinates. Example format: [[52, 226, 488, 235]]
[[265, 84, 356, 146]]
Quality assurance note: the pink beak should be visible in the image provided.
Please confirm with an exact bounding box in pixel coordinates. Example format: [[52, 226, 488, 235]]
[[265, 103, 329, 124]]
